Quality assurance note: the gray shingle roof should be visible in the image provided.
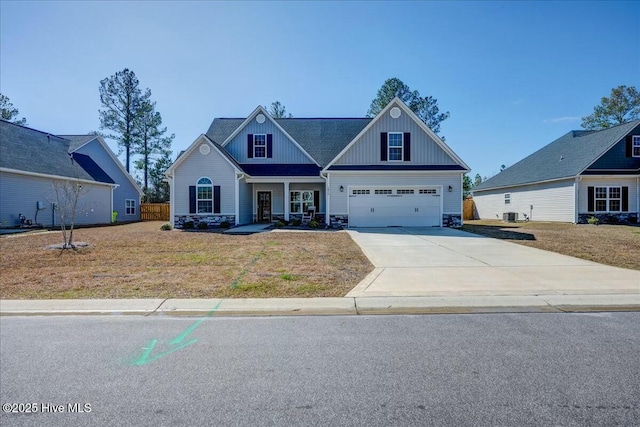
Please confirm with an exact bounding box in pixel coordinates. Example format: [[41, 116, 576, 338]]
[[474, 120, 640, 191], [206, 118, 372, 167], [0, 120, 105, 183], [58, 134, 98, 152]]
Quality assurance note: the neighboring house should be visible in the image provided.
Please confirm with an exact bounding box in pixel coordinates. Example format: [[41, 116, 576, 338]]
[[0, 120, 142, 227], [165, 97, 469, 228], [473, 120, 640, 224]]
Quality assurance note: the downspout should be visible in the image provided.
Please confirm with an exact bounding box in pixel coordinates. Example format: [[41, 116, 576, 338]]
[[460, 173, 464, 226], [235, 173, 245, 226], [637, 176, 639, 218], [169, 174, 175, 227], [321, 171, 330, 226], [574, 177, 581, 224]]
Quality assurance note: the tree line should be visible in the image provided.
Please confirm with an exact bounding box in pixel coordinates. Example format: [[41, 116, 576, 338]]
[[3, 78, 638, 203]]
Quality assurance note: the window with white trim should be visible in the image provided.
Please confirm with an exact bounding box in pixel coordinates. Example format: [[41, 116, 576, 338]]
[[125, 199, 136, 215], [253, 134, 266, 158], [419, 189, 437, 194], [397, 189, 414, 194], [633, 135, 640, 157], [595, 186, 621, 212], [197, 177, 213, 213], [504, 193, 511, 205], [290, 190, 314, 213], [352, 189, 370, 195], [375, 189, 392, 195], [388, 132, 403, 161]]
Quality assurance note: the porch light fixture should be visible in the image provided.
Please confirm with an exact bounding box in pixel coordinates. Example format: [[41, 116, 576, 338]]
[[340, 186, 344, 192], [448, 185, 453, 192]]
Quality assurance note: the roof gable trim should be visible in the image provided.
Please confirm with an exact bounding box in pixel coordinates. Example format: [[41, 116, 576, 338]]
[[322, 97, 470, 172], [219, 106, 320, 166]]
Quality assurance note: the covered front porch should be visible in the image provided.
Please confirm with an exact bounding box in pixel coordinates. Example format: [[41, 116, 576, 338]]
[[245, 177, 326, 224]]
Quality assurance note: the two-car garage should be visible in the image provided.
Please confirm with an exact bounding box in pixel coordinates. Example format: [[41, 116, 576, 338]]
[[348, 186, 442, 227]]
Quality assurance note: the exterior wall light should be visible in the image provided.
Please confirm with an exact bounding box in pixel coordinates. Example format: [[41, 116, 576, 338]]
[[448, 185, 453, 192], [340, 185, 344, 192]]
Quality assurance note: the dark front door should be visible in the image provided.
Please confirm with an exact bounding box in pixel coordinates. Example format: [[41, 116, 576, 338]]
[[257, 191, 271, 222]]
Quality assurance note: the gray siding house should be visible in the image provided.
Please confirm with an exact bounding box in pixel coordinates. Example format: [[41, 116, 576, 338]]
[[166, 98, 470, 228], [0, 120, 142, 227], [473, 120, 640, 224]]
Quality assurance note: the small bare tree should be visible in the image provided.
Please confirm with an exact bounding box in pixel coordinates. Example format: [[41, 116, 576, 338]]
[[52, 179, 88, 249]]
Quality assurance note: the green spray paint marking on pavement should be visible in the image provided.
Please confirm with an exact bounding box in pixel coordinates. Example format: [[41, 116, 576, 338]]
[[131, 300, 223, 366]]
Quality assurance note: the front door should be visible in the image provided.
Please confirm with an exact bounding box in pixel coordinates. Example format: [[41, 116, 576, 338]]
[[257, 191, 271, 222]]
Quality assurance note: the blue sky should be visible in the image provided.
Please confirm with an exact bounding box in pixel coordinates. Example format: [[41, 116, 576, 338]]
[[1, 1, 639, 180]]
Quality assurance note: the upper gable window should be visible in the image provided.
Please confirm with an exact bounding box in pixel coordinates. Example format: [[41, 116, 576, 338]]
[[504, 193, 511, 205], [633, 136, 640, 157], [253, 134, 266, 158], [388, 132, 403, 161]]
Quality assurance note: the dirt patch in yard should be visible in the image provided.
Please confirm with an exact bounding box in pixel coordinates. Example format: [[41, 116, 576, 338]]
[[462, 220, 640, 271], [0, 222, 373, 299]]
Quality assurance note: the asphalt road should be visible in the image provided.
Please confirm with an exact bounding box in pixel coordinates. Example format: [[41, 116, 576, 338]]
[[1, 313, 638, 426]]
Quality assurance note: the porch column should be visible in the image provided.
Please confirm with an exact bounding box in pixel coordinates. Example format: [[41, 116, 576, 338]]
[[284, 181, 290, 221]]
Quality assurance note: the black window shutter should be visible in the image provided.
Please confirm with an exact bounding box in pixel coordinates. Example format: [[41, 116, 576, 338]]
[[380, 132, 388, 161], [189, 186, 196, 214], [622, 186, 629, 211], [267, 134, 273, 158], [587, 186, 594, 212], [626, 136, 633, 157], [403, 132, 411, 161], [213, 186, 221, 214], [314, 190, 320, 212], [247, 134, 254, 158]]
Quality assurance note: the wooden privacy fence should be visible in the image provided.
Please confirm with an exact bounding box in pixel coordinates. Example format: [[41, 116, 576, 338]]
[[463, 198, 476, 221], [140, 203, 170, 221]]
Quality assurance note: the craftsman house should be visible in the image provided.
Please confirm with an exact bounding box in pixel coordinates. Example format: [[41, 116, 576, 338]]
[[473, 120, 640, 223], [166, 98, 469, 228]]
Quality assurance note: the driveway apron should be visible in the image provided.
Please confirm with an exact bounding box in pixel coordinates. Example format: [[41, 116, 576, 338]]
[[345, 228, 640, 297]]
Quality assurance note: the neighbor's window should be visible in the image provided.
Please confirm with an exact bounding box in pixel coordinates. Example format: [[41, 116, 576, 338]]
[[633, 136, 640, 157], [290, 190, 314, 213], [388, 132, 403, 161], [125, 199, 136, 215], [197, 177, 213, 213], [595, 186, 621, 212], [254, 134, 266, 158], [504, 193, 511, 205]]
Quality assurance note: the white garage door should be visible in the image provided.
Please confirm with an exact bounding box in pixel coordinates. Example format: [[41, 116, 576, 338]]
[[348, 186, 441, 227]]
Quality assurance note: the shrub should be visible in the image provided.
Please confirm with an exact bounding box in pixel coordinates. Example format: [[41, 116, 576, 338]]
[[292, 219, 302, 226], [308, 220, 319, 229], [274, 221, 285, 228], [160, 223, 173, 231], [197, 222, 209, 230], [587, 216, 599, 225], [219, 221, 231, 229], [282, 219, 290, 226], [183, 221, 195, 229]]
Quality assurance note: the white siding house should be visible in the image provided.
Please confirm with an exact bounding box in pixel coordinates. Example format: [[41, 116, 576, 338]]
[[473, 121, 640, 224], [167, 98, 470, 229]]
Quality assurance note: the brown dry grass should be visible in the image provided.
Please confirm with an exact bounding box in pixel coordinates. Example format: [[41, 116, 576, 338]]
[[0, 222, 373, 299], [462, 220, 640, 270]]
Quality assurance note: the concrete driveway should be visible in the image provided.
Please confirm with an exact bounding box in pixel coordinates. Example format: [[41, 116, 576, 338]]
[[346, 227, 640, 297]]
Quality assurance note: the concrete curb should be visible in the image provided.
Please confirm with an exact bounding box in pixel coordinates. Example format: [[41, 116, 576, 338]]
[[1, 294, 639, 317]]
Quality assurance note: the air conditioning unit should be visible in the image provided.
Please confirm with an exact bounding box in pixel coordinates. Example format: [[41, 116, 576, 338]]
[[503, 212, 518, 222]]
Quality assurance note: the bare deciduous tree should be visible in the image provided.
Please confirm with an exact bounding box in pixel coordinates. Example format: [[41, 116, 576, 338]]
[[52, 179, 88, 249]]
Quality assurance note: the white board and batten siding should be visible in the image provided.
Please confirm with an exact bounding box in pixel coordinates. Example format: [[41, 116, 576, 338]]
[[0, 171, 112, 227], [172, 143, 237, 216], [225, 119, 314, 164], [334, 102, 458, 167], [578, 177, 639, 214], [473, 179, 575, 222]]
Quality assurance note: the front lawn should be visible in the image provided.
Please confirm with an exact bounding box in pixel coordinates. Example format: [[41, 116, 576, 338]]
[[462, 220, 640, 270], [0, 222, 373, 299]]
